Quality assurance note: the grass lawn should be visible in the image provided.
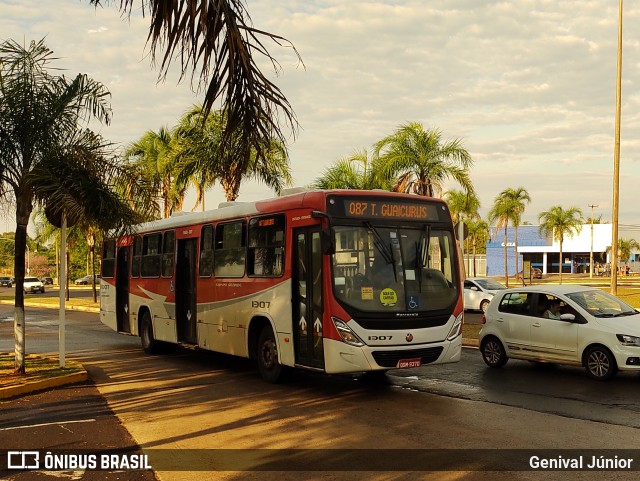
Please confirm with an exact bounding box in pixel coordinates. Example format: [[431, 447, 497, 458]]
[[0, 353, 84, 388]]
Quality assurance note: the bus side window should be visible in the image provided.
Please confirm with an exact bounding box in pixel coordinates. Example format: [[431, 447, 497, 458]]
[[214, 221, 246, 277], [131, 236, 142, 278], [248, 215, 285, 277], [141, 233, 162, 277], [162, 230, 175, 278], [199, 225, 214, 277], [102, 239, 116, 278]]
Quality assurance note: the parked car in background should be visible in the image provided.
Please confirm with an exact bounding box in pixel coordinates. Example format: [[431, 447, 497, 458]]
[[517, 267, 542, 279], [479, 285, 640, 381], [0, 276, 12, 287], [23, 277, 45, 294], [41, 276, 53, 285], [463, 277, 507, 313], [75, 274, 99, 285]]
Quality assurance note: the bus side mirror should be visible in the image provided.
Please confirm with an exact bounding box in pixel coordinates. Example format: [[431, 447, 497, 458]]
[[321, 228, 336, 255]]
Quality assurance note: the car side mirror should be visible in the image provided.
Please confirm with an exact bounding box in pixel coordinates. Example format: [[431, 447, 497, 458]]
[[470, 286, 479, 291], [560, 313, 576, 322]]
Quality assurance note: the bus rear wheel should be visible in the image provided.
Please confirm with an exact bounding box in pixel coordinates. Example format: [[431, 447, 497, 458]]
[[141, 312, 159, 354], [257, 326, 290, 383]]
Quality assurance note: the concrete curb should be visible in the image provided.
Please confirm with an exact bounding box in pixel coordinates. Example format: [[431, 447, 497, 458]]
[[0, 299, 99, 313], [0, 370, 90, 400], [462, 338, 479, 348]]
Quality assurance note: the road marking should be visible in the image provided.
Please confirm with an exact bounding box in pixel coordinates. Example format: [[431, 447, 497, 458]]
[[0, 418, 96, 431]]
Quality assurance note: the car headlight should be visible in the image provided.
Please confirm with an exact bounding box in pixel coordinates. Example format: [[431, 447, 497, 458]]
[[331, 317, 365, 347], [616, 334, 640, 346]]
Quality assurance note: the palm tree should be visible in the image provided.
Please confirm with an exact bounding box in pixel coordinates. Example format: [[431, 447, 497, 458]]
[[444, 189, 480, 225], [538, 206, 584, 284], [0, 39, 146, 374], [488, 193, 516, 287], [374, 122, 474, 198], [498, 187, 531, 284], [173, 105, 292, 202], [311, 149, 391, 190], [125, 127, 180, 218], [88, 0, 300, 171]]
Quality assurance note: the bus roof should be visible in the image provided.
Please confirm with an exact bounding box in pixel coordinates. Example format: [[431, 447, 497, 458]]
[[132, 189, 448, 233]]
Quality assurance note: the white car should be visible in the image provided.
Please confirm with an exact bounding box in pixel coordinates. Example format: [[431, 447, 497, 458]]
[[23, 276, 45, 294], [479, 285, 640, 381], [463, 277, 506, 313]]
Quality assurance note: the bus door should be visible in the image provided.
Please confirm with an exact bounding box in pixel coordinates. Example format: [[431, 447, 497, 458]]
[[116, 246, 130, 333], [293, 227, 325, 369], [176, 238, 197, 344]]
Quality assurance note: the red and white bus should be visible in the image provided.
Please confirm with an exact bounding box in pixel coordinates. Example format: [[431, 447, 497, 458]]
[[100, 189, 463, 382]]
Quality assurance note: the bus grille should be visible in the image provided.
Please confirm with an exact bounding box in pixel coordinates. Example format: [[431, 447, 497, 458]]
[[371, 347, 444, 368]]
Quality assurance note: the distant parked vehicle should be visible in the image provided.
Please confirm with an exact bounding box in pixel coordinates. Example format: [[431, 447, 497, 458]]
[[463, 277, 507, 313], [75, 274, 99, 285], [0, 276, 12, 287], [23, 277, 45, 294], [517, 267, 542, 279], [41, 276, 53, 285]]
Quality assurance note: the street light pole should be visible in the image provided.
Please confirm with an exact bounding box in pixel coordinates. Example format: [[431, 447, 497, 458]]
[[611, 0, 623, 295], [588, 204, 598, 279]]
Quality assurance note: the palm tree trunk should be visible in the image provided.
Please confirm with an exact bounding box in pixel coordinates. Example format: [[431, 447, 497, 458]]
[[559, 242, 563, 285], [503, 223, 509, 287], [472, 240, 477, 277], [515, 226, 523, 286], [13, 192, 33, 375]]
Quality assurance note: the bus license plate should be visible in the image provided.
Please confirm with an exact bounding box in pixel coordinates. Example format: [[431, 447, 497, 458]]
[[397, 358, 421, 369]]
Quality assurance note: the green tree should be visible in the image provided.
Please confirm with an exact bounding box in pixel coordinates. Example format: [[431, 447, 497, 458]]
[[311, 149, 390, 190], [0, 39, 145, 374], [374, 122, 474, 198], [538, 206, 584, 284], [498, 187, 531, 284], [606, 238, 640, 270], [173, 105, 292, 202], [444, 190, 480, 225], [89, 0, 300, 173], [466, 219, 489, 277]]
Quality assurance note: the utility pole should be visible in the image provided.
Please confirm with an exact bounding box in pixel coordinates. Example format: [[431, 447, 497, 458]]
[[611, 0, 623, 296], [588, 204, 598, 279]]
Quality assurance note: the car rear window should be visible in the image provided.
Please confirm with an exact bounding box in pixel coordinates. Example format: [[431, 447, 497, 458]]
[[498, 292, 534, 316]]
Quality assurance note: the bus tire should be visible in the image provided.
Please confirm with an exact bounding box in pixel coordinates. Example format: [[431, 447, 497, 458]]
[[141, 312, 159, 354], [257, 326, 289, 383]]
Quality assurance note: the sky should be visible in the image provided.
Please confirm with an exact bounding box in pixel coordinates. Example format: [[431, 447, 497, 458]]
[[2, 0, 640, 237]]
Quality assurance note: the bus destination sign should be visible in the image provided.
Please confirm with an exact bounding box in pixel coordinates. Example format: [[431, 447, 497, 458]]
[[328, 197, 440, 221]]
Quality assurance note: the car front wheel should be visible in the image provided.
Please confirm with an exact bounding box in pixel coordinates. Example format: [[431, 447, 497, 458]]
[[481, 336, 508, 368], [480, 299, 490, 313], [584, 346, 617, 381]]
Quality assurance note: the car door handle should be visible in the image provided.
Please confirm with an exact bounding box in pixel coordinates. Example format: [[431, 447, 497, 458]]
[[496, 318, 504, 322], [532, 322, 541, 328]]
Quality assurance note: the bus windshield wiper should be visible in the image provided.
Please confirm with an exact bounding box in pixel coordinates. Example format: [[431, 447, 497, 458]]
[[365, 222, 397, 282], [365, 222, 393, 265]]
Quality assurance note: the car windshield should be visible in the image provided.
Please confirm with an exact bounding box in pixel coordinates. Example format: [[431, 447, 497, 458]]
[[331, 224, 458, 313], [566, 289, 638, 318], [24, 277, 39, 282], [473, 279, 506, 290]]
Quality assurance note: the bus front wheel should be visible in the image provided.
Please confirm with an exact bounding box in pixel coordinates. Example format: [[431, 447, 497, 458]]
[[257, 326, 290, 383]]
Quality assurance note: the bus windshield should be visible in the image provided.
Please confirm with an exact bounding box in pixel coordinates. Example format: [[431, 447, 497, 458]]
[[331, 224, 458, 313]]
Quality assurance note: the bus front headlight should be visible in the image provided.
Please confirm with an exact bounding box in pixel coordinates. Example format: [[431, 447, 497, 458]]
[[446, 313, 464, 341], [331, 317, 365, 347]]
